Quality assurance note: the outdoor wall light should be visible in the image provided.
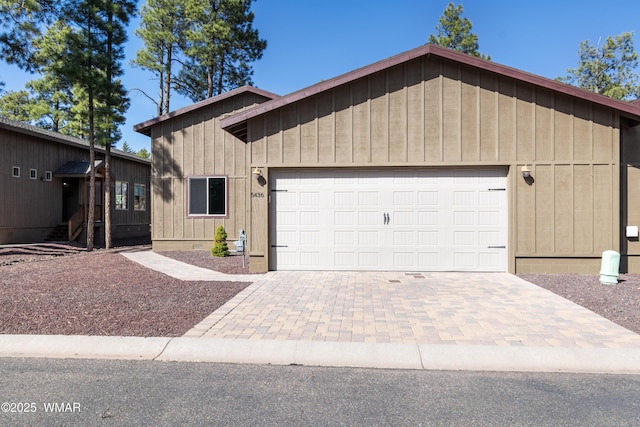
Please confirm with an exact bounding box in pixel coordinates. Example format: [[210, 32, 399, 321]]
[[252, 167, 263, 177], [521, 165, 531, 179]]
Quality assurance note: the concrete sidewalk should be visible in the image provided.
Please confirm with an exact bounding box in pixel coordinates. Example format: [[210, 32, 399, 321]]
[[2, 250, 640, 374]]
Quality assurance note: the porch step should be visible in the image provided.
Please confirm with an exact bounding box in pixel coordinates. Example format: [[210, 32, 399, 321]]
[[45, 223, 69, 242]]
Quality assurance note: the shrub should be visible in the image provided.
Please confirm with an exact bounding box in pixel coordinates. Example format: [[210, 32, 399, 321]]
[[211, 226, 230, 257]]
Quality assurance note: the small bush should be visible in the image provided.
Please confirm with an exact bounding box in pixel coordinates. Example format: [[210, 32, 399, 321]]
[[211, 226, 230, 257]]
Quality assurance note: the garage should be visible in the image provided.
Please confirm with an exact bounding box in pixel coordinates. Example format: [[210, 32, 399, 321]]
[[269, 168, 508, 271]]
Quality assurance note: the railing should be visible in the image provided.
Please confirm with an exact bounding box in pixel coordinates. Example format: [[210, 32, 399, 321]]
[[68, 207, 84, 242]]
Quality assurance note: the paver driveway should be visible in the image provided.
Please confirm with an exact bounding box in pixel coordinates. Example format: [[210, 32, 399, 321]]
[[186, 271, 640, 349]]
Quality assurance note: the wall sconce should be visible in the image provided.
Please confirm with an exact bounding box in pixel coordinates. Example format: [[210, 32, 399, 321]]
[[252, 167, 263, 177], [521, 165, 531, 179]]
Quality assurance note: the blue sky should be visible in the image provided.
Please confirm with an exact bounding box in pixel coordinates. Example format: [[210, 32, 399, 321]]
[[2, 0, 640, 152]]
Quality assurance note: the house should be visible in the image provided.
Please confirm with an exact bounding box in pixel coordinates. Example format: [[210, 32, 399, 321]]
[[0, 117, 151, 245], [134, 44, 640, 274]]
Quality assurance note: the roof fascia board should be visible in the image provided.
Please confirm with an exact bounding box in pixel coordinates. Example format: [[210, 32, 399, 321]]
[[133, 85, 280, 135], [221, 44, 640, 129]]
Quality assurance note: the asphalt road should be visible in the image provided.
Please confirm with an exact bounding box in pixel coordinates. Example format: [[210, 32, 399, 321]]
[[1, 358, 639, 426]]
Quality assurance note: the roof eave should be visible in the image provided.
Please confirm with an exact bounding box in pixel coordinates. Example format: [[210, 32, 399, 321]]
[[133, 85, 280, 136], [220, 44, 640, 131]]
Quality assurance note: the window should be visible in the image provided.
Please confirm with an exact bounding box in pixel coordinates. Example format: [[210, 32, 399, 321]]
[[115, 181, 128, 210], [134, 183, 146, 211], [188, 176, 227, 216], [30, 169, 37, 180], [44, 171, 52, 181], [12, 166, 20, 178]]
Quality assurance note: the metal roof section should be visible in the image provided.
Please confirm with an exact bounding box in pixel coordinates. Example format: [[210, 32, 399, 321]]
[[133, 85, 280, 136], [219, 44, 640, 141], [0, 116, 150, 164], [53, 160, 105, 177]]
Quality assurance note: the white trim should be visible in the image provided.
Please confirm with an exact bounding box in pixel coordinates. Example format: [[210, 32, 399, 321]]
[[29, 168, 37, 180], [12, 166, 20, 178]]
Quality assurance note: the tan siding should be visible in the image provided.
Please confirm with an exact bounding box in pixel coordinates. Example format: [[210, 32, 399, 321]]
[[335, 88, 353, 163], [593, 107, 614, 161], [352, 78, 370, 163], [460, 67, 479, 161], [535, 164, 554, 253], [424, 64, 442, 161], [535, 89, 554, 161], [299, 98, 318, 163], [516, 83, 534, 160], [498, 78, 517, 160], [593, 164, 614, 250], [573, 101, 592, 160], [406, 59, 425, 162], [369, 72, 388, 163], [554, 95, 573, 161], [282, 104, 301, 164], [516, 169, 535, 253], [266, 111, 283, 164], [251, 115, 267, 164], [203, 108, 216, 176], [442, 61, 461, 161], [317, 90, 335, 164], [388, 65, 407, 163], [554, 165, 574, 254], [573, 165, 594, 253], [479, 73, 498, 161], [149, 90, 264, 248]]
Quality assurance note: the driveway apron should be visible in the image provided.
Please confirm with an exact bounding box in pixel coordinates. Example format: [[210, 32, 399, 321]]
[[186, 271, 640, 349]]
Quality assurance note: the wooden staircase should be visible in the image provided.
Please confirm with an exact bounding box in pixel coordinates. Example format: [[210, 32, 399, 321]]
[[45, 223, 70, 242], [45, 207, 84, 242]]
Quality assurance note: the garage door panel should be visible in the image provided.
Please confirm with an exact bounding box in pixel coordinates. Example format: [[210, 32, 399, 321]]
[[270, 168, 507, 271], [358, 252, 379, 267]]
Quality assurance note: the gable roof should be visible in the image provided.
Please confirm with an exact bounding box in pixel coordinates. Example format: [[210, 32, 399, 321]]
[[220, 44, 640, 140], [133, 85, 280, 136], [0, 116, 150, 165]]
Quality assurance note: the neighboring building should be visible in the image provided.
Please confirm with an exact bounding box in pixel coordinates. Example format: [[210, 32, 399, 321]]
[[1, 117, 151, 245], [135, 44, 640, 274]]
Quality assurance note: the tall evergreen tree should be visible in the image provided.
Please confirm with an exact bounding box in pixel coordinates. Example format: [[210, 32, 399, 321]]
[[0, 0, 58, 71], [132, 0, 187, 115], [559, 32, 640, 101], [428, 2, 489, 60], [0, 90, 34, 122], [177, 0, 266, 100], [134, 0, 266, 111], [38, 0, 133, 250], [101, 0, 135, 249]]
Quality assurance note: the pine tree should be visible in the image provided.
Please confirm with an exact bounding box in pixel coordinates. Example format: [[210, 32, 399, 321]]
[[559, 32, 640, 101], [37, 0, 133, 250], [177, 0, 266, 100], [133, 0, 187, 115], [428, 2, 489, 60]]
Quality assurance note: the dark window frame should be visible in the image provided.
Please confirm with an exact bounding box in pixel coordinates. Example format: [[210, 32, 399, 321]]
[[187, 175, 228, 217]]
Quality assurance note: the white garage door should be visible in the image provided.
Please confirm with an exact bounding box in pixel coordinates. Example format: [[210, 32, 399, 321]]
[[269, 168, 507, 271]]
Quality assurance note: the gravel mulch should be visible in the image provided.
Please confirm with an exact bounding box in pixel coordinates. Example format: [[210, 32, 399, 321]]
[[519, 273, 640, 335], [0, 244, 252, 337], [2, 242, 640, 338]]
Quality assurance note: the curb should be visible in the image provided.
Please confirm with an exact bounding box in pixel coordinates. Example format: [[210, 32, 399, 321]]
[[0, 335, 170, 360], [2, 335, 640, 374]]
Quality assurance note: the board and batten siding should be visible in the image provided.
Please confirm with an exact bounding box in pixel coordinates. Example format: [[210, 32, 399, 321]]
[[247, 56, 619, 273], [110, 155, 152, 239], [1, 127, 63, 241], [1, 125, 151, 244], [150, 92, 267, 250]]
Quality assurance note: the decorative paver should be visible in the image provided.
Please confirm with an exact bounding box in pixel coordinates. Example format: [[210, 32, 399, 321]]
[[187, 271, 640, 349]]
